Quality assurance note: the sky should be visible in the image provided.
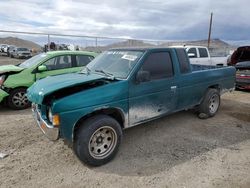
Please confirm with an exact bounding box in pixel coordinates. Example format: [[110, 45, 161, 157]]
[[0, 0, 249, 45]]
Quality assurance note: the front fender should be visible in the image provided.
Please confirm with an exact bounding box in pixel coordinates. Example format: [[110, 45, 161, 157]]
[[58, 99, 128, 142]]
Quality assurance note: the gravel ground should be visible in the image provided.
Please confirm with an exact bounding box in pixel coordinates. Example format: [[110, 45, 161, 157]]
[[0, 55, 250, 188], [0, 53, 24, 65]]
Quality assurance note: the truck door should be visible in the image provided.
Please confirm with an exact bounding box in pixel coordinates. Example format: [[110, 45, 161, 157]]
[[128, 50, 177, 125], [186, 47, 198, 64]]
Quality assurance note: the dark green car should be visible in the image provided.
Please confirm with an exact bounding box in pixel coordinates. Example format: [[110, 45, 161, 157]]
[[0, 51, 98, 109]]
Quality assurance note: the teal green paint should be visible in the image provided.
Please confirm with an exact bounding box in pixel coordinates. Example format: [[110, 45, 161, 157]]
[[27, 48, 236, 142]]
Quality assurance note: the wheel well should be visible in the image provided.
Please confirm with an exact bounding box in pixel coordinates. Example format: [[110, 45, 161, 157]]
[[3, 86, 28, 101], [8, 86, 28, 93], [208, 84, 221, 92], [73, 108, 125, 141], [199, 85, 221, 105]]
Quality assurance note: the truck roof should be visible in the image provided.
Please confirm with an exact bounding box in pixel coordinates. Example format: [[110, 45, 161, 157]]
[[170, 45, 208, 49], [109, 47, 184, 51]]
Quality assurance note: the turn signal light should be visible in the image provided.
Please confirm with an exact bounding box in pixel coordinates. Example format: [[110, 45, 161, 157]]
[[52, 115, 60, 127]]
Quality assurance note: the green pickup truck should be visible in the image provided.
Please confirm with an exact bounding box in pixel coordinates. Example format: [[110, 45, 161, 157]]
[[0, 51, 97, 109], [27, 48, 235, 166]]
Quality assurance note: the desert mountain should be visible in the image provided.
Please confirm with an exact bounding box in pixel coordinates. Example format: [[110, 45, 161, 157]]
[[0, 37, 41, 50]]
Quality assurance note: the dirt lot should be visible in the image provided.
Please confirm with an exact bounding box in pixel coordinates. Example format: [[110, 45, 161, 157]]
[[0, 55, 250, 188]]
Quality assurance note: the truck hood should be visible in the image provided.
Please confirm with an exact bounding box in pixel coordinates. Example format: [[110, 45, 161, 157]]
[[27, 73, 107, 104], [0, 65, 24, 74]]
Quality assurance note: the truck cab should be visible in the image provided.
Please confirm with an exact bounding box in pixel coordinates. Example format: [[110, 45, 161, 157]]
[[172, 45, 227, 66]]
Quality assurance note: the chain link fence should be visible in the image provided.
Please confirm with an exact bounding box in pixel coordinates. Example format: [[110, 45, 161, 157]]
[[0, 30, 232, 56]]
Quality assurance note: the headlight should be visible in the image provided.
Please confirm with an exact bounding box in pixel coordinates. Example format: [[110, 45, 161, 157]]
[[0, 75, 6, 86], [47, 107, 60, 126], [48, 108, 53, 123]]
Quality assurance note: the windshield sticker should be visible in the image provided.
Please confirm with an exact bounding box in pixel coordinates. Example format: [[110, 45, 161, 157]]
[[121, 54, 138, 61]]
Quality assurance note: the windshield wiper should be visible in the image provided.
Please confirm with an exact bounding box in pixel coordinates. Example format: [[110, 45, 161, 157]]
[[95, 69, 115, 80], [81, 66, 91, 75]]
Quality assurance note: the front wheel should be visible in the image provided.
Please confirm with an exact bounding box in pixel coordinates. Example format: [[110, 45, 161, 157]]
[[73, 115, 122, 166], [7, 88, 31, 110], [198, 88, 220, 119]]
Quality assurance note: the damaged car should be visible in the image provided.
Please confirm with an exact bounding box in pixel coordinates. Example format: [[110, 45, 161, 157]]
[[27, 48, 235, 166], [227, 46, 250, 66], [0, 51, 97, 110], [235, 61, 250, 90]]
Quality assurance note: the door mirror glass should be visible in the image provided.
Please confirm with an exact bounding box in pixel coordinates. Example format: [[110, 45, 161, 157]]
[[38, 65, 47, 72], [136, 71, 151, 83], [188, 53, 196, 58]]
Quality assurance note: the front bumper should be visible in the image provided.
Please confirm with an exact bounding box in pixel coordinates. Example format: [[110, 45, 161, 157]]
[[18, 54, 32, 58], [236, 78, 250, 90], [0, 89, 9, 103], [32, 104, 59, 141]]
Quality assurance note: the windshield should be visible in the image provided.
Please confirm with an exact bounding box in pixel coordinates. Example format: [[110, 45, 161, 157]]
[[17, 48, 29, 51], [19, 53, 47, 68], [86, 50, 144, 79]]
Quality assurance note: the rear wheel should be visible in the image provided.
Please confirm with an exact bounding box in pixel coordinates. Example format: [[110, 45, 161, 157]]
[[73, 115, 122, 166], [7, 88, 31, 110], [198, 88, 220, 119]]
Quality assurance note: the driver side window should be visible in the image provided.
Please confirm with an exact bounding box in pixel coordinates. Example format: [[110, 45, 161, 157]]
[[139, 51, 173, 80], [43, 55, 72, 70]]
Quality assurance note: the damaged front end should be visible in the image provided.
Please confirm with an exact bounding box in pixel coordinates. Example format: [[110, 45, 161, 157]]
[[0, 66, 25, 103], [31, 103, 59, 141], [27, 73, 116, 140], [27, 73, 108, 105]]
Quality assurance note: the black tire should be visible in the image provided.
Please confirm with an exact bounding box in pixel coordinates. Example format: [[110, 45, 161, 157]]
[[73, 115, 122, 166], [198, 88, 220, 119], [7, 88, 31, 110]]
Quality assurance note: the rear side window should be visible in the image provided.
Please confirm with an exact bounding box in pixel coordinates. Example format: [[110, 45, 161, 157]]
[[140, 51, 173, 80], [43, 55, 72, 70], [198, 48, 208, 58], [176, 49, 191, 74], [76, 55, 94, 67]]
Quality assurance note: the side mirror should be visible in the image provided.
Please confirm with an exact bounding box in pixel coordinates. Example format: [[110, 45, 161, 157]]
[[188, 53, 196, 58], [38, 65, 47, 72], [136, 71, 150, 83]]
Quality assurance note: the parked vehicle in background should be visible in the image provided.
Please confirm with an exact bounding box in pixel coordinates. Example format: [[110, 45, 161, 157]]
[[12, 47, 32, 59], [0, 51, 98, 110], [172, 45, 228, 66], [227, 46, 250, 66], [2, 45, 9, 54], [7, 45, 16, 57], [235, 61, 250, 90], [27, 47, 235, 166], [0, 44, 8, 53]]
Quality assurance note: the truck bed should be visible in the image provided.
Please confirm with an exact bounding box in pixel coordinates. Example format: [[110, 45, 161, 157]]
[[191, 64, 225, 71]]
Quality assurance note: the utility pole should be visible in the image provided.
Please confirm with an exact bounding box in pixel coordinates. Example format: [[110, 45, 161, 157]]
[[207, 12, 213, 48], [48, 34, 50, 51]]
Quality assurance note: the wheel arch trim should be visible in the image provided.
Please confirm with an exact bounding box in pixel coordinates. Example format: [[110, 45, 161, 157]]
[[72, 107, 127, 142]]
